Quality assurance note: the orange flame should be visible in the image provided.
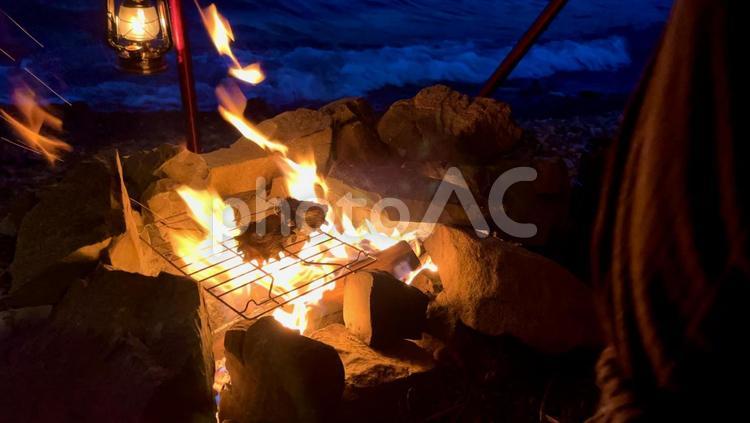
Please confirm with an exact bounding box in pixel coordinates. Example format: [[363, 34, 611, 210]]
[[277, 155, 329, 202], [216, 83, 289, 155], [0, 85, 71, 165], [168, 158, 422, 333], [229, 63, 265, 85], [198, 3, 265, 85], [403, 256, 438, 285], [175, 2, 424, 334], [170, 185, 346, 333]]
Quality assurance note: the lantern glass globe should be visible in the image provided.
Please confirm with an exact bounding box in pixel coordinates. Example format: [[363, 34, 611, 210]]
[[117, 2, 161, 42]]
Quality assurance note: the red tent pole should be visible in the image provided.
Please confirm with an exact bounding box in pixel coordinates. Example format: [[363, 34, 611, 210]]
[[478, 0, 569, 98], [168, 0, 201, 153]]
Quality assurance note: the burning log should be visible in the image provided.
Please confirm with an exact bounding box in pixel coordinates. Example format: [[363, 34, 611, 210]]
[[369, 240, 421, 277], [287, 197, 328, 230], [306, 240, 420, 333], [219, 317, 344, 423], [235, 198, 328, 261], [343, 270, 429, 348]]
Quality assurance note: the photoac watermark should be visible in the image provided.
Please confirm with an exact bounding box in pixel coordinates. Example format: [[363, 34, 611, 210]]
[[206, 166, 539, 242]]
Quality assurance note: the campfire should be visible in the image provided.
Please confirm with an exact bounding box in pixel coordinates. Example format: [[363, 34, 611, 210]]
[[1, 2, 601, 422], [136, 2, 433, 336], [149, 166, 426, 334]]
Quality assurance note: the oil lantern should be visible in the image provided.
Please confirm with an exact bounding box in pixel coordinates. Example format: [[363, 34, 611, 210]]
[[106, 0, 172, 74]]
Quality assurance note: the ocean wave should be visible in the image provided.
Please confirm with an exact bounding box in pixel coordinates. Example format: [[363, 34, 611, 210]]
[[2, 36, 629, 110], [238, 36, 630, 105]]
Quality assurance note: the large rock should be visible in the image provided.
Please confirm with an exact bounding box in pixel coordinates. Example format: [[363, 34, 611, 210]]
[[377, 85, 523, 162], [10, 159, 125, 294], [457, 156, 571, 246], [310, 324, 437, 421], [0, 266, 215, 422], [319, 98, 391, 165], [424, 225, 599, 354], [219, 317, 344, 423], [203, 109, 333, 196], [121, 144, 182, 200]]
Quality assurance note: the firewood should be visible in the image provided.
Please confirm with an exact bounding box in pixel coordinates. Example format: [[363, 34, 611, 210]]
[[286, 197, 328, 230], [369, 240, 420, 278], [343, 270, 428, 348], [220, 317, 344, 423], [235, 198, 327, 262], [305, 241, 420, 333]]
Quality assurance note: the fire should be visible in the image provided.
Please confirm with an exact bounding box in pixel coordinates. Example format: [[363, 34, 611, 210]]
[[277, 156, 329, 202], [229, 63, 265, 85], [216, 83, 288, 155], [197, 2, 265, 85], [170, 184, 347, 333], [173, 1, 423, 334], [404, 257, 438, 285], [168, 155, 421, 333], [0, 85, 72, 165], [130, 9, 148, 39]]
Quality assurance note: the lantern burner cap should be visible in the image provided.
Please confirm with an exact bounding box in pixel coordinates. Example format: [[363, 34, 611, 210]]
[[117, 55, 167, 75]]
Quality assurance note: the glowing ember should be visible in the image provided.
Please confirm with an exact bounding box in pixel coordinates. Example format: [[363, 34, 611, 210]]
[[0, 85, 72, 166], [197, 2, 265, 85], [403, 257, 438, 285]]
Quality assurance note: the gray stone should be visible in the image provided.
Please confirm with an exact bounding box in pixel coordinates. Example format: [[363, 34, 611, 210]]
[[310, 324, 437, 421], [377, 85, 523, 162], [0, 266, 215, 422], [121, 144, 181, 200], [10, 159, 124, 294], [424, 224, 600, 354], [320, 97, 390, 165]]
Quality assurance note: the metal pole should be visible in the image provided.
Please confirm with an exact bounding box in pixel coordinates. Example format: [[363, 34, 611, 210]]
[[168, 0, 201, 153], [478, 0, 569, 98]]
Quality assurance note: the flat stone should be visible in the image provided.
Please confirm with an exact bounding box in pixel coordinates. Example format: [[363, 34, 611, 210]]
[[310, 324, 438, 421], [310, 324, 434, 391]]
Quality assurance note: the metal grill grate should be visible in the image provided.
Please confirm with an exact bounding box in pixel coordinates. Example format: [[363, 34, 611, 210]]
[[139, 206, 375, 321]]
